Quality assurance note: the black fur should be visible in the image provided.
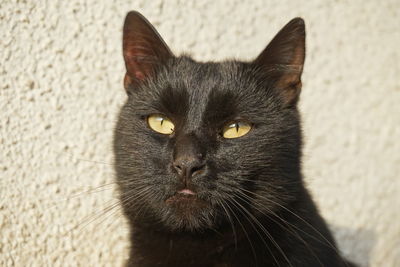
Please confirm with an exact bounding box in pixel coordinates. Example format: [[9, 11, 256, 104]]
[[114, 11, 356, 267]]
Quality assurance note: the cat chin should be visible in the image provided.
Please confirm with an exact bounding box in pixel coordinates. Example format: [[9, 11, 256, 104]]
[[160, 197, 218, 231], [161, 214, 217, 232]]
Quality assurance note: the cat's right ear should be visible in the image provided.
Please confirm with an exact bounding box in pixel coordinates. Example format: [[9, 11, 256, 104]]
[[123, 11, 174, 91]]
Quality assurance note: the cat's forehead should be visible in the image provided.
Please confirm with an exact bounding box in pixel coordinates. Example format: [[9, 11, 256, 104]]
[[167, 58, 267, 104], [133, 57, 275, 129]]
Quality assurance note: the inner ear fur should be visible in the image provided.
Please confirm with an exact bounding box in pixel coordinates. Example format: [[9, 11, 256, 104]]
[[254, 18, 306, 107], [123, 11, 174, 90]]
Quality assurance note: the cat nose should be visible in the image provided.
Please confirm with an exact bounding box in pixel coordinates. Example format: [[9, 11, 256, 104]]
[[172, 133, 206, 181], [173, 155, 205, 179]]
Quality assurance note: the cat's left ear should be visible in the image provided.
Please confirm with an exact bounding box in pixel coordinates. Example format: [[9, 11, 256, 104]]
[[254, 18, 305, 107], [123, 11, 174, 91]]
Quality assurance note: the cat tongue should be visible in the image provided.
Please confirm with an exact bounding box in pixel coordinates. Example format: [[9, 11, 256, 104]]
[[178, 189, 195, 195]]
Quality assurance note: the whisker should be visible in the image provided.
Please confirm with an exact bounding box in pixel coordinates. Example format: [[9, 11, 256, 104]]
[[70, 200, 122, 235], [216, 199, 238, 250], [223, 198, 259, 266], [69, 184, 151, 236], [234, 189, 323, 267], [238, 187, 349, 266], [228, 195, 283, 267]]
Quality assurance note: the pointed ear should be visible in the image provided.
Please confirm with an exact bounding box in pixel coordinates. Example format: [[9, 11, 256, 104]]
[[254, 18, 305, 107], [123, 11, 174, 90]]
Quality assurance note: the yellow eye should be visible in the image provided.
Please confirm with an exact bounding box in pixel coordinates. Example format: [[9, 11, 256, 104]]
[[147, 114, 175, 135], [222, 121, 252, 139]]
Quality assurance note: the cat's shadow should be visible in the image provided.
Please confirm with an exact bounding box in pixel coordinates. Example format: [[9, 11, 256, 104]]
[[332, 225, 375, 267]]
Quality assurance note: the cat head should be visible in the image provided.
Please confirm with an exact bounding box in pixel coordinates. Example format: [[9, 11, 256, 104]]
[[114, 11, 305, 232]]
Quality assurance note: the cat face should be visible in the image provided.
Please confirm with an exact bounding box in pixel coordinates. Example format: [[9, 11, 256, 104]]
[[114, 12, 305, 231]]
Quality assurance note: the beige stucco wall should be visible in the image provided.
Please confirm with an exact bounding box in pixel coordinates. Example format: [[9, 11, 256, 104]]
[[1, 0, 399, 266]]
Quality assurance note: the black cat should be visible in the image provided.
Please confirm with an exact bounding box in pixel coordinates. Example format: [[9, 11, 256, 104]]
[[114, 11, 356, 267]]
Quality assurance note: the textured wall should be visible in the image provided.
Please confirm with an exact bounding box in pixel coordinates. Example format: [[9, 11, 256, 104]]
[[1, 0, 399, 266]]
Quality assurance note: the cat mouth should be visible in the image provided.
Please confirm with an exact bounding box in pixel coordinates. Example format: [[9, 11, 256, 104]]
[[165, 188, 209, 207], [165, 189, 197, 203], [177, 188, 196, 195]]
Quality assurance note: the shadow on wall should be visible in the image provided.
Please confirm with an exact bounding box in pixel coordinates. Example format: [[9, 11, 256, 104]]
[[332, 225, 375, 267]]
